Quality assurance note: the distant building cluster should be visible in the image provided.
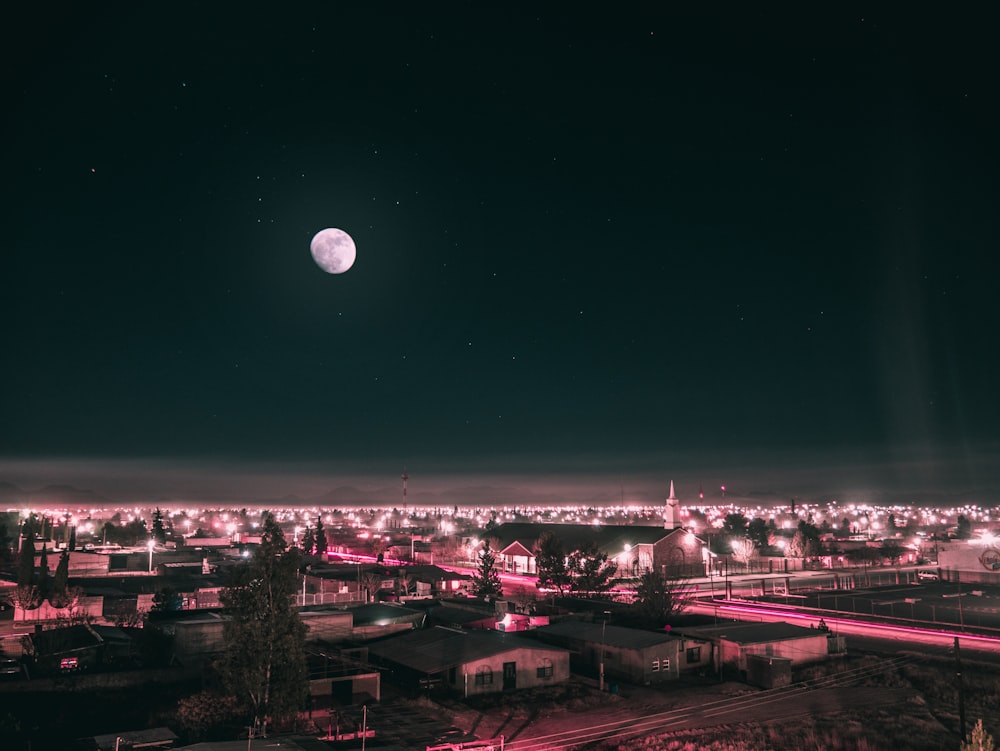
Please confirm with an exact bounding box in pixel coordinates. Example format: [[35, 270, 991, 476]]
[[0, 483, 997, 747]]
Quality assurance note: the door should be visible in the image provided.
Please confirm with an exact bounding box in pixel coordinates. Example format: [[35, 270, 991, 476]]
[[503, 661, 516, 690]]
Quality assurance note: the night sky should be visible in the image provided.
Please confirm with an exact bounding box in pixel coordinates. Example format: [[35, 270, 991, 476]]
[[3, 7, 999, 505]]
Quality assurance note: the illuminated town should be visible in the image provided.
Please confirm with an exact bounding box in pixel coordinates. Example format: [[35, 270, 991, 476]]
[[2, 484, 1000, 749], [8, 3, 999, 749]]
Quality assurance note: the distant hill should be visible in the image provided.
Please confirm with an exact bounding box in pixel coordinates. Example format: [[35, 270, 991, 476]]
[[0, 482, 115, 508]]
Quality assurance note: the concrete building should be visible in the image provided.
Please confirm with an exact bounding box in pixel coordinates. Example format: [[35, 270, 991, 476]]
[[532, 621, 689, 685], [937, 538, 1000, 584], [673, 621, 832, 675], [368, 626, 571, 696]]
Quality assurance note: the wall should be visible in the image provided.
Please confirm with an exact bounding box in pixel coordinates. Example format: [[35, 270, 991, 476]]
[[678, 638, 712, 671], [938, 541, 1000, 585], [652, 531, 705, 577], [722, 635, 829, 670], [173, 617, 226, 659], [453, 646, 570, 697]]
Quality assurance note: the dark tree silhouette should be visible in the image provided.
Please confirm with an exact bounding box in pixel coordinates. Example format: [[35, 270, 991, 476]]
[[151, 507, 168, 544], [17, 523, 36, 587], [471, 540, 503, 598], [314, 517, 328, 557], [746, 518, 769, 547], [722, 512, 749, 538], [300, 524, 315, 555], [37, 545, 50, 601], [219, 512, 307, 736], [633, 570, 692, 625], [534, 531, 571, 594], [51, 550, 70, 606], [568, 542, 617, 597]]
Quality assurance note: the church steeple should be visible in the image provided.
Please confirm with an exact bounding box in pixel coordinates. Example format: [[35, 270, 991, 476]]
[[664, 481, 682, 529]]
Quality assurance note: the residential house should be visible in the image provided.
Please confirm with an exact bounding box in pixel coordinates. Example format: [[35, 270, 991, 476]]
[[532, 621, 687, 684], [368, 626, 571, 696]]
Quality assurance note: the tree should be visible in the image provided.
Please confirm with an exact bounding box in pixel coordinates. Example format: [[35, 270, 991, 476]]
[[152, 587, 183, 611], [17, 523, 36, 587], [37, 545, 50, 602], [314, 517, 328, 557], [300, 524, 315, 555], [787, 529, 822, 559], [730, 538, 759, 567], [51, 550, 70, 607], [567, 542, 617, 596], [845, 546, 880, 567], [0, 522, 13, 564], [101, 518, 149, 546], [11, 584, 39, 612], [534, 531, 571, 594], [722, 512, 749, 539], [361, 571, 384, 602], [746, 518, 769, 547], [880, 541, 907, 565], [471, 539, 503, 598], [151, 507, 168, 545], [633, 570, 692, 625], [176, 691, 243, 741], [957, 515, 973, 540], [961, 719, 996, 751], [219, 512, 307, 736]]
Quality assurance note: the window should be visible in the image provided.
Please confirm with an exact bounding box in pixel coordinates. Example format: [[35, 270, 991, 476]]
[[662, 658, 670, 671], [536, 658, 553, 679], [651, 659, 660, 672], [475, 665, 493, 686], [686, 646, 701, 664]]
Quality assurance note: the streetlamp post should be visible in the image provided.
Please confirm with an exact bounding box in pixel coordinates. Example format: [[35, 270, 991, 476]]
[[599, 610, 610, 692], [147, 538, 155, 574]]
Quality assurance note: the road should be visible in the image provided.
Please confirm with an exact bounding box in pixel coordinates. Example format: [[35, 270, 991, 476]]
[[687, 598, 1000, 663]]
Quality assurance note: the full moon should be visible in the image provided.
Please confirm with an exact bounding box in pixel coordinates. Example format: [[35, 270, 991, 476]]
[[310, 228, 356, 274]]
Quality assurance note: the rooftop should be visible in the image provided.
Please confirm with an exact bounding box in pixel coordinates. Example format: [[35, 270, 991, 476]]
[[369, 625, 568, 674]]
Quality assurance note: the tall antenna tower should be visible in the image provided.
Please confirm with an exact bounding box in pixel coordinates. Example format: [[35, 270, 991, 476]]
[[401, 471, 409, 512]]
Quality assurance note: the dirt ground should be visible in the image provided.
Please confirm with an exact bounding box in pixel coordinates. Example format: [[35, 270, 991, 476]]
[[415, 666, 959, 751]]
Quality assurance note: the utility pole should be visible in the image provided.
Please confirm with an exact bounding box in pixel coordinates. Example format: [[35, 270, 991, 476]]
[[956, 570, 965, 631], [361, 705, 368, 751], [401, 471, 408, 513], [955, 637, 966, 740], [599, 610, 610, 692]]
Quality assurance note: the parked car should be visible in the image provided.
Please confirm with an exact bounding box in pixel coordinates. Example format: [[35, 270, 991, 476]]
[[917, 570, 940, 581]]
